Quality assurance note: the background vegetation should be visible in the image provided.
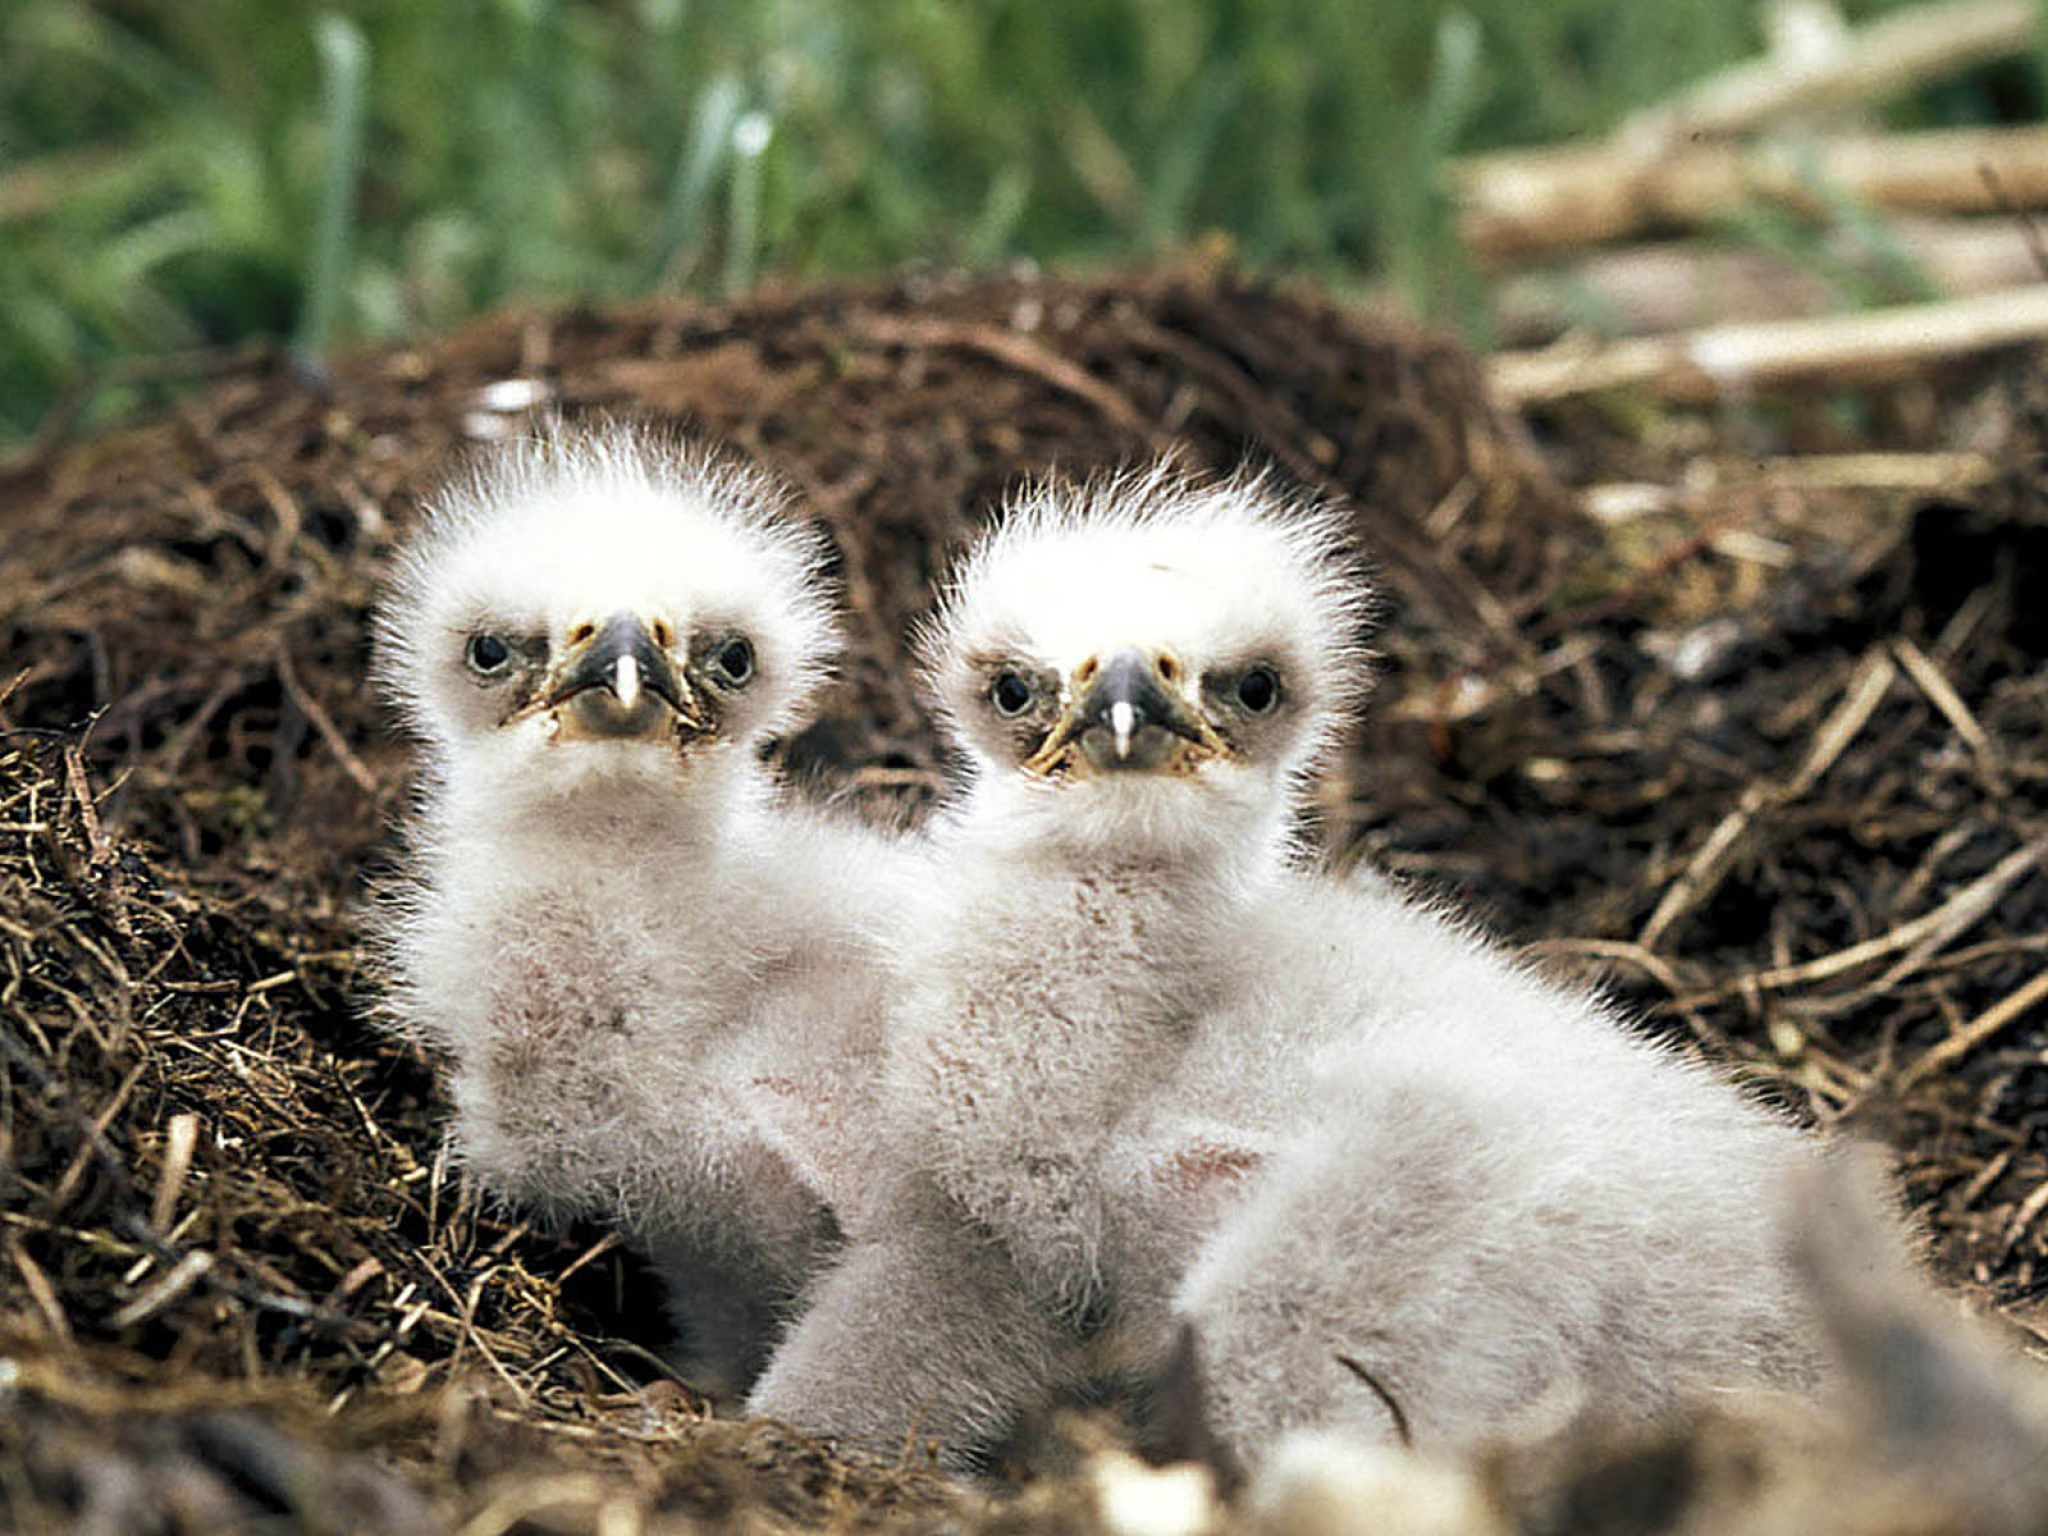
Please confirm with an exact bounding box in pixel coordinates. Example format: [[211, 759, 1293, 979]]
[[2, 0, 2038, 443]]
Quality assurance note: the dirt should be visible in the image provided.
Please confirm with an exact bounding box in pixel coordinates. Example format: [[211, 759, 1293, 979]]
[[3, 262, 2047, 1532]]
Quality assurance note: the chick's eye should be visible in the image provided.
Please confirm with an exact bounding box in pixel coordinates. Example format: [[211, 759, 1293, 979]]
[[713, 637, 754, 686], [1235, 664, 1280, 714], [990, 672, 1034, 717], [466, 633, 512, 675]]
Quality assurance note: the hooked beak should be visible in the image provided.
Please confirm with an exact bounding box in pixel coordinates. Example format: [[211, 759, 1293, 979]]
[[542, 611, 703, 743], [1023, 648, 1229, 777]]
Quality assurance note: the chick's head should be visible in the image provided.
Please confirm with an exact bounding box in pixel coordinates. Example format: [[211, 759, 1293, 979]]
[[375, 426, 837, 805], [921, 467, 1371, 862]]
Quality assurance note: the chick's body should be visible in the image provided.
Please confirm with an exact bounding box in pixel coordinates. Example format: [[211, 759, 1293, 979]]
[[398, 780, 904, 1384], [749, 471, 1367, 1460], [375, 428, 918, 1398], [1175, 872, 1836, 1465], [750, 464, 1888, 1471], [894, 846, 1237, 1310]]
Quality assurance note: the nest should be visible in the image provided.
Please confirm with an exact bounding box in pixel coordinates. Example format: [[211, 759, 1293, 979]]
[[3, 264, 2047, 1531]]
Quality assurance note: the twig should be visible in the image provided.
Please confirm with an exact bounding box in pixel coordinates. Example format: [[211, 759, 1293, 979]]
[[109, 1250, 213, 1329], [1765, 452, 2000, 492], [48, 1059, 148, 1216], [1701, 838, 2048, 1002], [1386, 635, 1601, 726], [1895, 966, 2048, 1093], [1334, 1353, 1413, 1448], [1517, 937, 1722, 1046], [1640, 648, 1896, 950], [1520, 936, 1699, 998], [1999, 1173, 2048, 1261], [453, 1475, 618, 1536], [1491, 284, 2048, 405], [1956, 1145, 2018, 1209], [1892, 636, 2004, 785], [8, 1240, 72, 1344], [1495, 218, 2048, 344], [150, 1112, 201, 1235], [155, 672, 251, 782], [1117, 315, 1326, 482], [275, 647, 378, 797], [553, 1230, 622, 1286], [1582, 458, 1996, 526], [1977, 162, 2048, 282], [1456, 122, 2048, 265], [851, 315, 1167, 451], [1618, 0, 2035, 147], [61, 742, 112, 869]]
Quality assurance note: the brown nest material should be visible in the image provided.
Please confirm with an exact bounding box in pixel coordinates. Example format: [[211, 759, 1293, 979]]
[[3, 264, 2047, 1531]]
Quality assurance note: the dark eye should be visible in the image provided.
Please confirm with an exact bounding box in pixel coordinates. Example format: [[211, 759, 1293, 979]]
[[466, 633, 512, 675], [1235, 664, 1280, 714], [990, 672, 1034, 717], [712, 637, 754, 687]]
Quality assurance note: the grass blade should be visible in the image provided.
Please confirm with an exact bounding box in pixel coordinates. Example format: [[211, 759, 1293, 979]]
[[723, 109, 772, 298], [647, 73, 745, 289], [297, 12, 369, 363]]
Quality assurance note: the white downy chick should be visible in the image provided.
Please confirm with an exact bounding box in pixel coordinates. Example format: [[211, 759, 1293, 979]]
[[751, 459, 1892, 1469], [1173, 871, 1867, 1469], [747, 466, 1371, 1462], [373, 425, 920, 1401]]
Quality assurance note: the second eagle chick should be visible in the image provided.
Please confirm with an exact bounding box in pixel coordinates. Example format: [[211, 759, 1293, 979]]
[[747, 466, 1372, 1461], [749, 462, 1892, 1470]]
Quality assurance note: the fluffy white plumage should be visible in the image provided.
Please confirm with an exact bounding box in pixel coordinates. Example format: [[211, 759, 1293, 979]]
[[1173, 874, 1840, 1466], [747, 467, 1374, 1461], [749, 462, 1884, 1469], [372, 425, 921, 1400]]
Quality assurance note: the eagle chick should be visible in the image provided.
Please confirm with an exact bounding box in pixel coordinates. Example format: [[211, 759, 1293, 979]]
[[374, 425, 918, 1400]]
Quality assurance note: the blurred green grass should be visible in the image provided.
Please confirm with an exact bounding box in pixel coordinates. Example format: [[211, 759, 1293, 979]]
[[0, 0, 2034, 443]]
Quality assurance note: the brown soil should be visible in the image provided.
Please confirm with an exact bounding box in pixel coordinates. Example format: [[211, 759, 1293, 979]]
[[3, 263, 2047, 1532]]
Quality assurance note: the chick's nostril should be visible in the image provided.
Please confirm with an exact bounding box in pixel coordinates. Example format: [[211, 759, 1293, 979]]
[[1073, 656, 1100, 688], [1156, 653, 1182, 683], [566, 620, 597, 648]]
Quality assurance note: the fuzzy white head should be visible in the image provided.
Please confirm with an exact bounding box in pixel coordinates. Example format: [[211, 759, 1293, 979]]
[[920, 465, 1372, 869], [374, 426, 838, 832]]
